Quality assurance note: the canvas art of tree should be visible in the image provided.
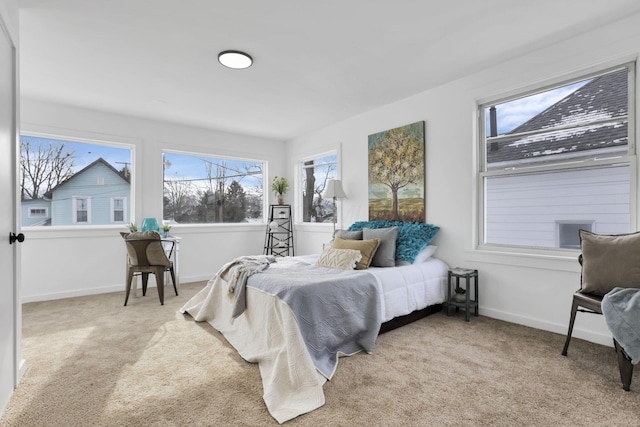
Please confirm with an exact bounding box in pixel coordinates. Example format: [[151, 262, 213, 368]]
[[368, 121, 425, 221]]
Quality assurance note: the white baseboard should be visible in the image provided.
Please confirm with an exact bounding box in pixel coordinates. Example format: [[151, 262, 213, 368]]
[[17, 358, 27, 384], [22, 284, 124, 303], [481, 307, 613, 348], [21, 274, 212, 303]]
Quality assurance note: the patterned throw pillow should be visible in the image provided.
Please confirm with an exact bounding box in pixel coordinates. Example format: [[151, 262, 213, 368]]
[[316, 247, 363, 270], [331, 237, 381, 269]]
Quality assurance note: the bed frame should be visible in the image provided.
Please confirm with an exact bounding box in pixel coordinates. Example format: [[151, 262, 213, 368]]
[[378, 303, 443, 334]]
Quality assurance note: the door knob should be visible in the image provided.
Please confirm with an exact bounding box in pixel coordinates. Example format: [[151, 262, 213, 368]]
[[9, 232, 24, 244]]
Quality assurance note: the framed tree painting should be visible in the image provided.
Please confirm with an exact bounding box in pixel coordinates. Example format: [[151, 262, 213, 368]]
[[368, 121, 425, 222]]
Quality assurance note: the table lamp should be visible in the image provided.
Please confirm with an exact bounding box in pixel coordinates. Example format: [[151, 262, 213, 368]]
[[324, 179, 347, 237]]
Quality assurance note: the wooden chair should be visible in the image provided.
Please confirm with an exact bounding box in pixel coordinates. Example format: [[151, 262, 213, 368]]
[[562, 254, 634, 391], [121, 231, 177, 306]]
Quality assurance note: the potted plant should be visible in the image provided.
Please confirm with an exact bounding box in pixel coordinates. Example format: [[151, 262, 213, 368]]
[[453, 287, 466, 303], [161, 224, 171, 238], [272, 176, 289, 205], [128, 222, 138, 232]]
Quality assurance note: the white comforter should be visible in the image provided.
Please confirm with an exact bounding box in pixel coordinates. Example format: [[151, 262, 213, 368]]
[[296, 254, 449, 321], [180, 255, 448, 423]]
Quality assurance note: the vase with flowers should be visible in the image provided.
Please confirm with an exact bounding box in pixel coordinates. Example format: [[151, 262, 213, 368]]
[[272, 176, 289, 205]]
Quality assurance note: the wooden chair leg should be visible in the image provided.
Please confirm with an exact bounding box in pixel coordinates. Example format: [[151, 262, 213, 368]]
[[562, 296, 579, 356], [614, 339, 634, 391], [124, 268, 134, 306]]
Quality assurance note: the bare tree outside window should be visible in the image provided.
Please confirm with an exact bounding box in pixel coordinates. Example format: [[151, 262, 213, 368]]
[[301, 153, 337, 222], [20, 138, 75, 200], [163, 152, 264, 224]]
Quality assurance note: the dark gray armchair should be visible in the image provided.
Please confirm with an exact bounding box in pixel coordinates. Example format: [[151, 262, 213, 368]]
[[561, 230, 638, 391]]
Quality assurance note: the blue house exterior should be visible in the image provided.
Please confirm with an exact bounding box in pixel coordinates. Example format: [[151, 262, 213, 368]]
[[21, 198, 52, 226], [22, 158, 131, 226]]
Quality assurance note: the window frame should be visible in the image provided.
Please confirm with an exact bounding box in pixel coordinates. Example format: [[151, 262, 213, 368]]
[[19, 130, 135, 230], [476, 62, 637, 254], [28, 207, 48, 218], [111, 196, 127, 224], [72, 196, 91, 224], [298, 149, 339, 224]]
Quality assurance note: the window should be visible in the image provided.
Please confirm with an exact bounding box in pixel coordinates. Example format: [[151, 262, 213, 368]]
[[112, 197, 126, 223], [478, 64, 634, 250], [73, 196, 91, 224], [29, 207, 48, 218], [20, 134, 132, 227], [300, 152, 337, 222], [163, 151, 264, 224]]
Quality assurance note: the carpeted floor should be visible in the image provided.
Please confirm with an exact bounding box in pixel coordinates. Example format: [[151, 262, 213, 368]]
[[1, 282, 638, 426]]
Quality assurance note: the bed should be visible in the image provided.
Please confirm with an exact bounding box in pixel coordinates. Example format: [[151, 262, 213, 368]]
[[180, 221, 447, 423]]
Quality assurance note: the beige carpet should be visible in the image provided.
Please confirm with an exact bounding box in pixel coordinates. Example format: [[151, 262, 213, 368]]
[[1, 282, 639, 427]]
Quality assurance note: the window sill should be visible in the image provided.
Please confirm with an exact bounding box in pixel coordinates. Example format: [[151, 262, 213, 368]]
[[294, 223, 334, 232], [466, 245, 581, 273]]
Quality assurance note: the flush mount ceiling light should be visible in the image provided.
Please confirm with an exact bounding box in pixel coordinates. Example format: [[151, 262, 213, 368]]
[[218, 50, 253, 69]]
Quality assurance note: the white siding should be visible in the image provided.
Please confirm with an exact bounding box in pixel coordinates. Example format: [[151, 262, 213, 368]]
[[485, 165, 629, 247]]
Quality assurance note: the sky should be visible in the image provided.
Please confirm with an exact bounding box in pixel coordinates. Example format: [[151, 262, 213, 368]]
[[486, 80, 589, 136], [20, 135, 131, 171], [162, 152, 263, 193]]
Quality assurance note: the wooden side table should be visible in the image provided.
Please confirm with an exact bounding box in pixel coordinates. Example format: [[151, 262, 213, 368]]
[[447, 268, 479, 321]]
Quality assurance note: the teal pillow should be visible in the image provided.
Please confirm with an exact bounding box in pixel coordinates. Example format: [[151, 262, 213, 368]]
[[348, 220, 440, 263]]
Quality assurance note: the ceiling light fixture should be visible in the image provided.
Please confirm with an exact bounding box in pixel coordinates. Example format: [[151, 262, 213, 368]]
[[218, 50, 253, 69]]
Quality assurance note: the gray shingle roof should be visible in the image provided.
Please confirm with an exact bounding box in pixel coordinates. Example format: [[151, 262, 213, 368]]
[[487, 68, 628, 166]]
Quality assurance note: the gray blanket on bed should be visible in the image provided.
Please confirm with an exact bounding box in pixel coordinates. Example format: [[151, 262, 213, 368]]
[[246, 259, 383, 379], [602, 287, 640, 364]]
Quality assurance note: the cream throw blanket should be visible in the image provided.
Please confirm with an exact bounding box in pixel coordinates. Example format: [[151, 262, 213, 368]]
[[180, 257, 326, 423]]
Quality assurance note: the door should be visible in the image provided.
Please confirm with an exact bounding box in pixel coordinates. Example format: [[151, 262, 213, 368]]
[[0, 13, 21, 413]]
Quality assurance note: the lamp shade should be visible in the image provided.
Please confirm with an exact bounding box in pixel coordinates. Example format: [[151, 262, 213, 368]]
[[325, 180, 347, 199], [141, 217, 160, 232]]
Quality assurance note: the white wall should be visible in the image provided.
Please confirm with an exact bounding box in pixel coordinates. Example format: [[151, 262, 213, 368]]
[[20, 99, 286, 301], [287, 12, 640, 347]]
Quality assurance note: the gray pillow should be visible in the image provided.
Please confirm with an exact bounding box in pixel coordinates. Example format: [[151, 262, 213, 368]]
[[580, 229, 640, 296], [334, 229, 363, 240], [363, 227, 398, 267]]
